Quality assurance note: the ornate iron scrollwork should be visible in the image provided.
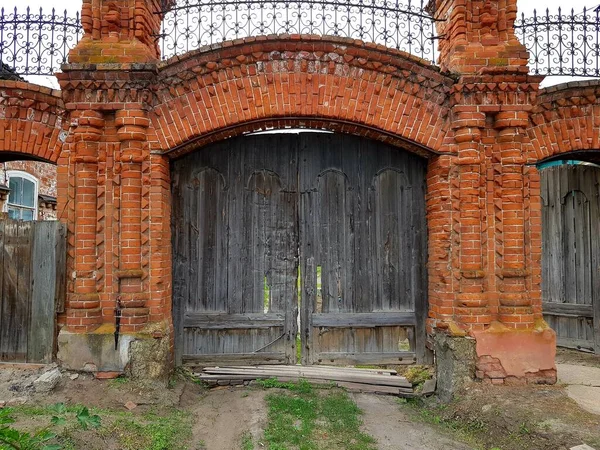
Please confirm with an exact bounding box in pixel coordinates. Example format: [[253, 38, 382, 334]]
[[157, 0, 439, 63], [515, 7, 600, 77], [0, 7, 82, 77]]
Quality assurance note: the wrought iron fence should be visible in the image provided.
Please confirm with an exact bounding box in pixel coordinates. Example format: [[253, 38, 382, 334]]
[[515, 7, 600, 77], [3, 2, 600, 78], [0, 7, 82, 77], [158, 0, 439, 63]]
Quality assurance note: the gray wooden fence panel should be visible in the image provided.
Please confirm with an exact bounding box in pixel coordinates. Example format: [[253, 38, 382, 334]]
[[0, 219, 64, 363], [541, 165, 600, 353], [28, 221, 60, 363]]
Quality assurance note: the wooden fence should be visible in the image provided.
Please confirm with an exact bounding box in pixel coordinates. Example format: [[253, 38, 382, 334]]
[[0, 218, 66, 363]]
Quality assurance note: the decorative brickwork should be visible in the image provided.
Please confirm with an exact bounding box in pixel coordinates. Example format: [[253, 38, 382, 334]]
[[4, 0, 600, 384], [0, 81, 66, 163]]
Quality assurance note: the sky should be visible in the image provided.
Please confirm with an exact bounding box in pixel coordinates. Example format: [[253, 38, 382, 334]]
[[3, 0, 598, 88]]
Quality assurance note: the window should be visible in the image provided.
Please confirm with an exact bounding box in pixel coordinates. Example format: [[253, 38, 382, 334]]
[[6, 171, 37, 221]]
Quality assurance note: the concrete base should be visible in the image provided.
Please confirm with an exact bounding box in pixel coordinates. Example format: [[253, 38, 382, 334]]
[[473, 321, 557, 385], [57, 321, 171, 383], [434, 332, 477, 402]]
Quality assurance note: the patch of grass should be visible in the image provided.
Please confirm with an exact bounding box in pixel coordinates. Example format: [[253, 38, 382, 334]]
[[9, 402, 192, 450], [260, 380, 376, 450], [240, 431, 254, 450], [404, 365, 432, 387], [108, 376, 129, 388], [103, 409, 192, 450], [401, 397, 485, 446], [256, 378, 314, 393]]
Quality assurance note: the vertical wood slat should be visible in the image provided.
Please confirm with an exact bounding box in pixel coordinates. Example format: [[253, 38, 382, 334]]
[[542, 165, 600, 354], [28, 221, 59, 363], [54, 223, 67, 314], [0, 219, 63, 363]]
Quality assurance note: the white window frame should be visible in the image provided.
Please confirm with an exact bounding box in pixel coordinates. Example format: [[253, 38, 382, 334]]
[[6, 170, 38, 221]]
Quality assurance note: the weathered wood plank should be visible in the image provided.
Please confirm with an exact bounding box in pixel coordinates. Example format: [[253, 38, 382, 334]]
[[542, 303, 593, 317], [28, 222, 58, 363], [314, 352, 417, 366], [201, 367, 412, 387], [183, 313, 285, 329], [311, 312, 416, 328], [182, 352, 287, 366], [13, 222, 32, 362], [54, 223, 66, 314], [219, 365, 397, 375]]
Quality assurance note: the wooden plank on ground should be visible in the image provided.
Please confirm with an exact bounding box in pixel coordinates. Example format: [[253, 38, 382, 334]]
[[201, 367, 412, 388], [182, 352, 287, 366], [222, 365, 397, 375]]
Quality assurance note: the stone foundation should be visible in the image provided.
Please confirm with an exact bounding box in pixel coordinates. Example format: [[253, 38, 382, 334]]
[[474, 322, 557, 385], [57, 321, 171, 383]]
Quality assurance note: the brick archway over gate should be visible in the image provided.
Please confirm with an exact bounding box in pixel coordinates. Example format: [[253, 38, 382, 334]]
[[0, 80, 66, 164], [50, 0, 591, 390], [150, 37, 453, 159]]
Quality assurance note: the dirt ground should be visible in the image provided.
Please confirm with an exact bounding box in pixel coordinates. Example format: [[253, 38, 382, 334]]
[[0, 350, 599, 450]]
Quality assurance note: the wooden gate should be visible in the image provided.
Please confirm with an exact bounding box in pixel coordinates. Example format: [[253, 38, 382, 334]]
[[172, 133, 428, 366], [0, 218, 66, 363], [541, 164, 600, 353]]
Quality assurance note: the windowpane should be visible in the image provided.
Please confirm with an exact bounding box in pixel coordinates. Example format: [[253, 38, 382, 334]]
[[7, 207, 19, 220], [21, 209, 34, 221], [21, 179, 35, 207], [8, 177, 22, 204]]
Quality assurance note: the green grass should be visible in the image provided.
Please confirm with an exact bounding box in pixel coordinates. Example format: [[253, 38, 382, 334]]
[[8, 403, 193, 450], [259, 379, 376, 450], [100, 409, 192, 450], [240, 431, 254, 450]]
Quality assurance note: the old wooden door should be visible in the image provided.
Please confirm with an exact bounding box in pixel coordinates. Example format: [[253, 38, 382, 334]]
[[541, 164, 600, 353], [299, 133, 428, 365], [172, 132, 428, 366], [172, 134, 300, 366]]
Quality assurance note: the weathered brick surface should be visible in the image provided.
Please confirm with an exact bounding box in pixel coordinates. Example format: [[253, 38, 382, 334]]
[[0, 81, 66, 163], [5, 0, 600, 383]]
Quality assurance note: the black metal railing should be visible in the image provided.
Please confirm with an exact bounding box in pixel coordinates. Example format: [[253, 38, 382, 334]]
[[0, 7, 82, 77], [3, 3, 600, 78], [158, 0, 439, 63], [515, 7, 600, 77]]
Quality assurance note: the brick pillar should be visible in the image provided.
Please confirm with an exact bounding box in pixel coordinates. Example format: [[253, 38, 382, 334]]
[[453, 113, 492, 330], [493, 112, 535, 329], [430, 0, 556, 386], [66, 110, 104, 332], [56, 0, 174, 379], [115, 108, 151, 332]]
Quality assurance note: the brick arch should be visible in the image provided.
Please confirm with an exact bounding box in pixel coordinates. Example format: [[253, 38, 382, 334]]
[[0, 80, 67, 164], [528, 80, 600, 163], [149, 36, 454, 159]]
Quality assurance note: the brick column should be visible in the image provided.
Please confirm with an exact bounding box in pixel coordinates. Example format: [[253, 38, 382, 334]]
[[57, 0, 174, 379], [115, 108, 151, 332], [66, 110, 104, 332], [493, 112, 535, 329], [430, 0, 556, 386], [453, 113, 492, 330]]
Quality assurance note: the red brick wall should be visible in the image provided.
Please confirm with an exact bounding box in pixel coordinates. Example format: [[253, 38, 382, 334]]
[[5, 0, 600, 382]]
